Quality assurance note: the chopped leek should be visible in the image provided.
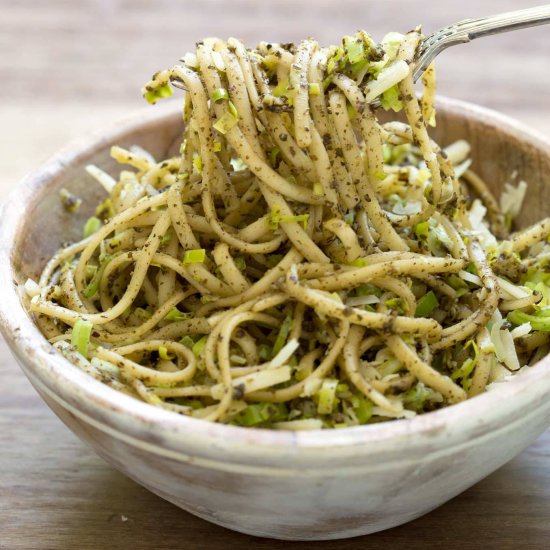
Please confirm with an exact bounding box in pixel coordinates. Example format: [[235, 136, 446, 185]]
[[234, 256, 246, 271], [183, 249, 206, 264], [95, 198, 114, 220], [271, 315, 293, 358], [415, 168, 431, 185], [350, 258, 367, 267], [414, 221, 430, 239], [508, 309, 550, 332], [317, 378, 339, 414], [451, 357, 476, 383], [379, 84, 403, 112], [212, 87, 229, 102], [312, 182, 325, 197], [213, 111, 239, 134], [286, 175, 297, 185], [143, 82, 173, 104], [402, 383, 433, 411], [259, 256, 280, 271], [273, 80, 290, 97], [352, 394, 373, 423], [71, 318, 93, 358], [356, 283, 382, 297], [59, 188, 82, 213], [85, 266, 98, 279], [427, 222, 453, 256], [346, 102, 357, 120], [382, 144, 392, 163], [258, 344, 271, 361], [160, 230, 173, 246], [83, 255, 113, 299], [326, 47, 344, 75], [228, 101, 238, 118], [308, 83, 321, 96], [179, 335, 195, 349], [192, 154, 203, 174], [269, 147, 280, 167], [233, 403, 288, 427], [158, 346, 173, 360], [191, 335, 208, 358], [230, 354, 247, 365], [385, 297, 407, 314], [83, 216, 102, 238], [268, 205, 309, 230], [415, 291, 439, 317], [164, 308, 192, 322], [345, 37, 365, 64]]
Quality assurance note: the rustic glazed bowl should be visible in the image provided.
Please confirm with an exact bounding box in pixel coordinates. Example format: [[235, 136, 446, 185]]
[[2, 98, 550, 541]]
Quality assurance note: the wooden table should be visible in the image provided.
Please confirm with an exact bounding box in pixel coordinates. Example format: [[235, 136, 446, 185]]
[[2, 1, 550, 547]]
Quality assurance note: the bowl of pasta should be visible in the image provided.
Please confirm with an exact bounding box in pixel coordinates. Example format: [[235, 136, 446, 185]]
[[2, 30, 550, 540]]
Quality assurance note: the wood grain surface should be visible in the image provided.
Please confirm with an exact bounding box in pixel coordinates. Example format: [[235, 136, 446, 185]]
[[1, 0, 550, 548]]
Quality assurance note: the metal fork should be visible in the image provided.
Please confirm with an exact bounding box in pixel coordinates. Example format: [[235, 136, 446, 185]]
[[412, 4, 550, 83], [369, 4, 550, 107]]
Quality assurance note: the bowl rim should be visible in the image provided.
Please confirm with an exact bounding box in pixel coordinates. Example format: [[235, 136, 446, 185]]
[[2, 97, 550, 464]]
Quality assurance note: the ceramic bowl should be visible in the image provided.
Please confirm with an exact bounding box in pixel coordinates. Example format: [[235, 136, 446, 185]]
[[2, 98, 550, 541]]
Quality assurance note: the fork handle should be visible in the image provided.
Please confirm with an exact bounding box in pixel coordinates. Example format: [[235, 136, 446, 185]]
[[414, 4, 550, 81], [464, 4, 550, 39]]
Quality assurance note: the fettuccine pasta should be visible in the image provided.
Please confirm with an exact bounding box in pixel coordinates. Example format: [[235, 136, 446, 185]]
[[26, 29, 550, 429]]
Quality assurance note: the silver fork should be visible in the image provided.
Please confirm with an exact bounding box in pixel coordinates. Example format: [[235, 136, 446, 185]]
[[372, 4, 550, 107], [412, 4, 550, 81]]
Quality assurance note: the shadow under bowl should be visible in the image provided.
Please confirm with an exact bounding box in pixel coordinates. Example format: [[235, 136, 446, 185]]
[[1, 98, 550, 540]]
